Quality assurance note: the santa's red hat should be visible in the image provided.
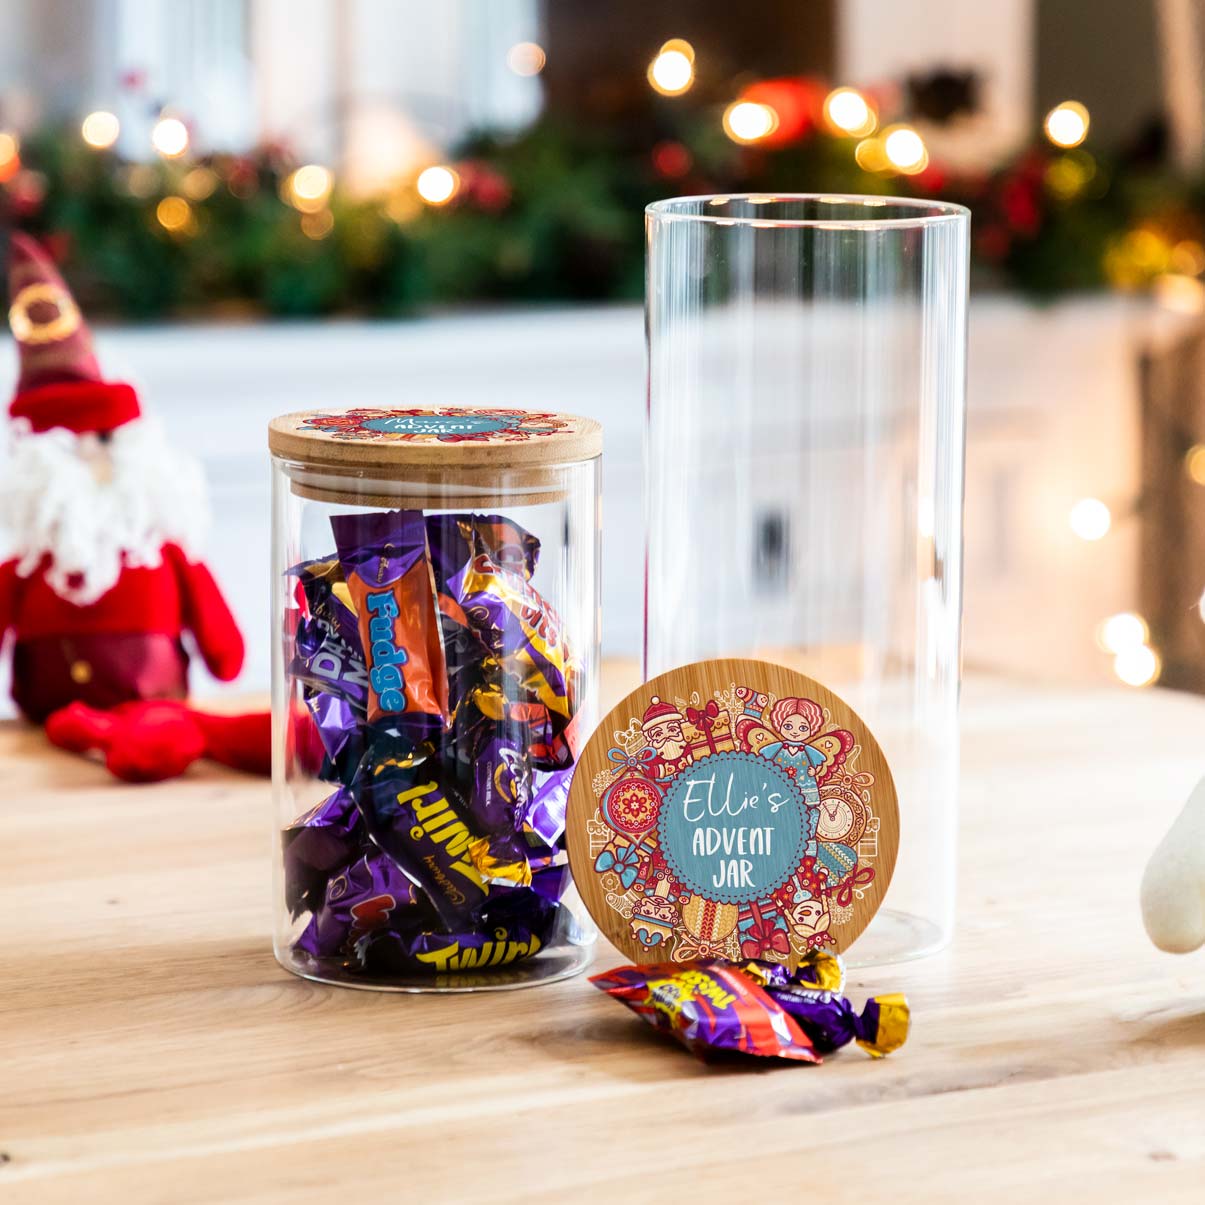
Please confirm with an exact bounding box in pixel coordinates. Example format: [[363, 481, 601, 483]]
[[641, 695, 683, 728], [6, 232, 140, 434]]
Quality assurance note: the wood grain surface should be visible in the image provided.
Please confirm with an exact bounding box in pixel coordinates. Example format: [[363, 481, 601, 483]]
[[566, 658, 898, 963], [4, 670, 1205, 1203]]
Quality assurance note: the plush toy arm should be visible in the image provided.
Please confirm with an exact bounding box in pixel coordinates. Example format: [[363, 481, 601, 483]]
[[0, 558, 18, 642], [1141, 774, 1205, 953], [167, 545, 245, 682]]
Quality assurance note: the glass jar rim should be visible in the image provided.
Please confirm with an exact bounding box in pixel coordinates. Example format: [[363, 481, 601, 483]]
[[646, 193, 970, 229]]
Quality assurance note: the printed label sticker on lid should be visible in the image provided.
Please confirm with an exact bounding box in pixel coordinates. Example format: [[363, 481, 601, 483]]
[[565, 657, 900, 968], [298, 407, 575, 444]]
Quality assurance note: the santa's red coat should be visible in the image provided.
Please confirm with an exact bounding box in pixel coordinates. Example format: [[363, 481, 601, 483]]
[[0, 543, 244, 721]]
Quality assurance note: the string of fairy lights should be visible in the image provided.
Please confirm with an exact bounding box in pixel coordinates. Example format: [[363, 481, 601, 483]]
[[0, 38, 1179, 255]]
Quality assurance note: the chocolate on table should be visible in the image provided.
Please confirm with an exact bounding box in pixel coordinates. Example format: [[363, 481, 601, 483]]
[[592, 955, 910, 1063], [591, 959, 820, 1062]]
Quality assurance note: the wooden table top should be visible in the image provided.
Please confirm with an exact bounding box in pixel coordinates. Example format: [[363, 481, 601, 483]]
[[4, 675, 1205, 1203]]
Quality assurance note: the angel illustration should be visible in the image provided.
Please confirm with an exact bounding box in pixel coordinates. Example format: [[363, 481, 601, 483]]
[[736, 694, 854, 803]]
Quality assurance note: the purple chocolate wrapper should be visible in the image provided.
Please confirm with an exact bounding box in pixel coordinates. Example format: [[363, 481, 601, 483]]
[[357, 887, 575, 974], [354, 756, 532, 927], [289, 556, 362, 651], [523, 767, 573, 847], [282, 787, 364, 917], [304, 690, 369, 787], [292, 615, 370, 712], [427, 513, 541, 587], [440, 531, 572, 721], [591, 960, 820, 1063], [295, 847, 431, 960], [332, 509, 448, 729]]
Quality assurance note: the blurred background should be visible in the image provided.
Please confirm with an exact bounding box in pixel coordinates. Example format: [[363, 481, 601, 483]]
[[2, 0, 1205, 707]]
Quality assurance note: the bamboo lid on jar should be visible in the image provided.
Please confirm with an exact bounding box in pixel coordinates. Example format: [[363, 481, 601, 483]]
[[268, 407, 602, 508]]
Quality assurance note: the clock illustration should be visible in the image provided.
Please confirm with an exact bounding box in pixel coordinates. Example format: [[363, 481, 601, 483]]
[[816, 785, 868, 845]]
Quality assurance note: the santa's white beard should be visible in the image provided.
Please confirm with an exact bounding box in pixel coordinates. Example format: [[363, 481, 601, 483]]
[[0, 416, 210, 606]]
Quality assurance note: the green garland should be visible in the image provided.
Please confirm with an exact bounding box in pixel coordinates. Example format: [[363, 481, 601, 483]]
[[4, 112, 1203, 319]]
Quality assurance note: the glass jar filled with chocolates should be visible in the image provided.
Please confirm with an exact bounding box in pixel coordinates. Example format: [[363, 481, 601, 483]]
[[268, 407, 601, 990]]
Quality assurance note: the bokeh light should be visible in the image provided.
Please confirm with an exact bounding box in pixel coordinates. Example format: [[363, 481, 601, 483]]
[[287, 164, 333, 213], [854, 136, 888, 172], [723, 101, 778, 144], [1096, 612, 1149, 654], [1045, 152, 1095, 200], [883, 125, 927, 173], [1152, 272, 1205, 313], [1186, 444, 1205, 485], [181, 167, 218, 201], [1044, 101, 1090, 149], [1113, 643, 1161, 687], [416, 165, 459, 206], [0, 131, 18, 182], [1171, 239, 1205, 276], [151, 116, 189, 158], [155, 196, 195, 235], [648, 43, 695, 96], [301, 210, 335, 240], [824, 87, 875, 137], [81, 111, 120, 150], [506, 42, 546, 76], [1069, 497, 1111, 541]]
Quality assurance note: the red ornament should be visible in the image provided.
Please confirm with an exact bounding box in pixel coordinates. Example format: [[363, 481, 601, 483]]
[[740, 77, 826, 147], [652, 141, 692, 180]]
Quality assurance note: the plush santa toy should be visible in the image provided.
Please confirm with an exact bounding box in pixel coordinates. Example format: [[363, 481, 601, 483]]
[[0, 231, 268, 778]]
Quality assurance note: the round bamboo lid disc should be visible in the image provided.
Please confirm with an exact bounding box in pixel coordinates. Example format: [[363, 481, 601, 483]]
[[566, 657, 900, 967], [268, 407, 602, 507]]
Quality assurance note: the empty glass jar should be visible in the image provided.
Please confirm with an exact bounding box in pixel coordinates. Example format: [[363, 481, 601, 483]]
[[645, 195, 969, 965]]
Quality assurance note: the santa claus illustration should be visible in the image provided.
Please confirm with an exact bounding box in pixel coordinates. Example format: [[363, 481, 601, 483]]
[[641, 694, 692, 781], [0, 232, 245, 723]]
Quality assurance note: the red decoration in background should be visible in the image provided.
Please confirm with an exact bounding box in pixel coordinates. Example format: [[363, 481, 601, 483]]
[[740, 77, 827, 147], [652, 141, 692, 179], [459, 160, 512, 213]]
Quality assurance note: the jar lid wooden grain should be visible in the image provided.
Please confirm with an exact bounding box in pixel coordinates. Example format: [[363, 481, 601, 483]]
[[268, 407, 602, 508]]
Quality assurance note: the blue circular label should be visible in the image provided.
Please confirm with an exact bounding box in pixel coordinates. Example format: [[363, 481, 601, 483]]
[[657, 751, 813, 904], [360, 413, 515, 436]]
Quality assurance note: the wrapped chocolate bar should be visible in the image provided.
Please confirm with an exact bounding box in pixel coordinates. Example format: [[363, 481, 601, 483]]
[[291, 615, 369, 714], [353, 750, 532, 928], [281, 787, 363, 916], [439, 522, 574, 724], [592, 956, 909, 1063], [289, 556, 361, 651], [358, 882, 576, 975], [745, 952, 910, 1057], [331, 509, 448, 732], [294, 848, 433, 962], [428, 512, 541, 585], [591, 960, 820, 1063], [303, 690, 366, 785], [270, 406, 601, 991]]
